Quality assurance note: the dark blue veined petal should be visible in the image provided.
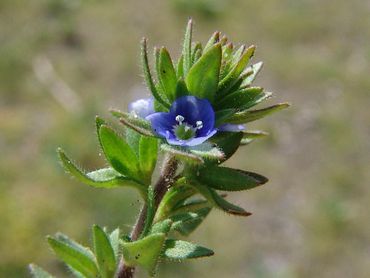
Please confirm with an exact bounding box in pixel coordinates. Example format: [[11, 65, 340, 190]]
[[170, 96, 214, 129], [146, 112, 175, 137], [128, 97, 155, 118]]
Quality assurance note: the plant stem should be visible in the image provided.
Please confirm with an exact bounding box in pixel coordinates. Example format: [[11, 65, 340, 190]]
[[117, 155, 178, 278]]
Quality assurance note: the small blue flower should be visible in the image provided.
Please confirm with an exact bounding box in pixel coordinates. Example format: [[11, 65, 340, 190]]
[[146, 96, 217, 146], [218, 123, 245, 132], [128, 97, 155, 118]]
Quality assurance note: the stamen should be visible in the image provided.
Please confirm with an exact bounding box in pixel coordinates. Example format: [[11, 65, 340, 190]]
[[196, 120, 203, 129], [175, 115, 185, 124]]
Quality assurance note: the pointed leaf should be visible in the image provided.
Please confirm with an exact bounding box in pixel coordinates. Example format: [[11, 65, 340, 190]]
[[109, 228, 120, 260], [93, 225, 116, 278], [175, 78, 189, 99], [141, 38, 169, 108], [227, 103, 291, 124], [218, 45, 255, 95], [170, 207, 211, 236], [141, 186, 156, 238], [215, 87, 265, 110], [29, 264, 55, 278], [193, 182, 251, 216], [150, 219, 173, 235], [58, 149, 142, 189], [214, 109, 237, 126], [204, 31, 220, 51], [197, 166, 268, 191], [99, 125, 141, 180], [121, 233, 166, 274], [176, 54, 184, 78], [110, 109, 155, 137], [155, 182, 197, 221], [158, 47, 177, 102], [47, 236, 98, 278], [139, 136, 158, 184], [240, 61, 263, 88], [182, 19, 193, 75], [163, 239, 214, 260], [185, 43, 222, 102]]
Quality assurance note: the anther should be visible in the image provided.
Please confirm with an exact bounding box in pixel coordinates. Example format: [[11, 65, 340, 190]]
[[196, 120, 203, 129], [175, 115, 185, 124]]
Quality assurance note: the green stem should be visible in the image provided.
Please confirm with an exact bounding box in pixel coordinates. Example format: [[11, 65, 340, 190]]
[[116, 155, 178, 278]]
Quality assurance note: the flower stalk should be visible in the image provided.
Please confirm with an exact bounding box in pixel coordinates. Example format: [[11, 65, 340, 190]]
[[118, 154, 178, 278]]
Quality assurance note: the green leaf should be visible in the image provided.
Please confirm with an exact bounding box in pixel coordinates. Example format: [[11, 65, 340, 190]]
[[121, 233, 166, 274], [176, 54, 184, 78], [240, 130, 269, 145], [158, 47, 177, 102], [58, 149, 142, 189], [47, 236, 98, 278], [204, 31, 220, 52], [141, 38, 170, 108], [141, 186, 156, 238], [175, 78, 189, 99], [218, 45, 255, 95], [95, 116, 106, 149], [99, 125, 141, 180], [170, 207, 211, 236], [215, 87, 265, 110], [210, 132, 243, 162], [227, 103, 291, 124], [160, 144, 204, 164], [155, 182, 197, 221], [185, 43, 222, 102], [191, 42, 203, 64], [110, 109, 155, 137], [163, 239, 214, 260], [125, 128, 141, 156], [182, 19, 193, 76], [29, 264, 55, 278], [214, 109, 236, 126], [197, 166, 268, 191], [109, 228, 120, 260], [139, 136, 158, 184], [92, 225, 116, 278], [193, 182, 251, 216], [240, 61, 263, 88], [150, 219, 173, 234]]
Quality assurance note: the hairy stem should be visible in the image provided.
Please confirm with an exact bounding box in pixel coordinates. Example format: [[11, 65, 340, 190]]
[[117, 155, 178, 278]]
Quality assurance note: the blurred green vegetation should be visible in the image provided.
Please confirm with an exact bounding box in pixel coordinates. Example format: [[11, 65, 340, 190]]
[[0, 0, 369, 277]]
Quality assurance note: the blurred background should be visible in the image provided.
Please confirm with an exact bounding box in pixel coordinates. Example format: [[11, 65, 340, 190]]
[[1, 0, 369, 277]]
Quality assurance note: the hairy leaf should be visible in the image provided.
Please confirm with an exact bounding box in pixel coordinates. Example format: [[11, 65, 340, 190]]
[[186, 43, 222, 102], [92, 225, 116, 278], [99, 125, 141, 181], [47, 236, 98, 278], [197, 166, 268, 191], [227, 103, 290, 124], [163, 240, 214, 260], [29, 264, 55, 278]]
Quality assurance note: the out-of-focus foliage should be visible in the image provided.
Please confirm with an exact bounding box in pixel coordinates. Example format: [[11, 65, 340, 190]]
[[0, 0, 369, 277]]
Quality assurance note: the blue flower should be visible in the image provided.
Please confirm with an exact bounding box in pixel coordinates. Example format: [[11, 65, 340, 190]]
[[218, 123, 245, 132], [128, 97, 155, 118], [146, 96, 217, 146]]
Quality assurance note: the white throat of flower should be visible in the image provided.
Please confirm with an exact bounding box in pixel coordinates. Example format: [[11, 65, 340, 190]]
[[173, 114, 203, 140]]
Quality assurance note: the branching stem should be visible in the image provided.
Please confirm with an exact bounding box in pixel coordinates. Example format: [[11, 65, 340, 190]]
[[117, 154, 178, 278]]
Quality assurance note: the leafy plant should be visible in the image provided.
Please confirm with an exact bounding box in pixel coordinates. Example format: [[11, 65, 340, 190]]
[[30, 19, 289, 278]]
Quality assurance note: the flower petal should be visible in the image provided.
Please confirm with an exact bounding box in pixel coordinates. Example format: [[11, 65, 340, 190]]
[[146, 112, 175, 137], [128, 97, 155, 118]]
